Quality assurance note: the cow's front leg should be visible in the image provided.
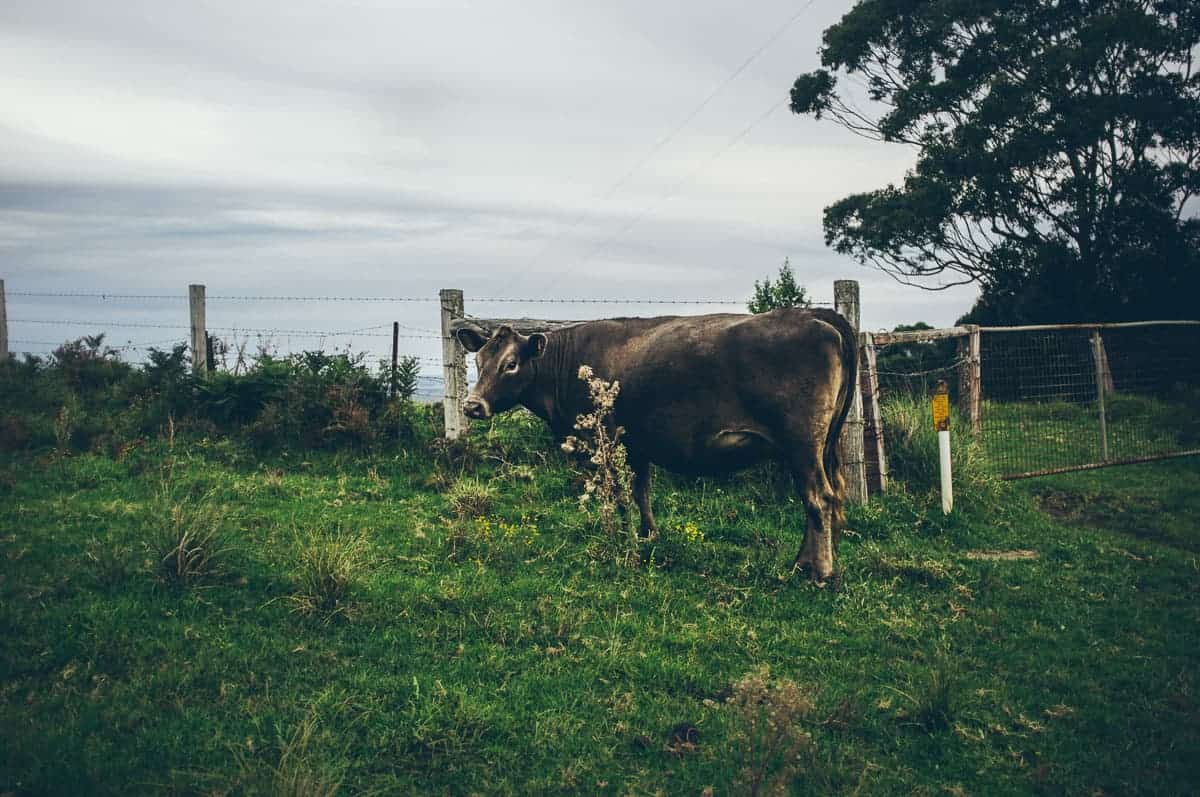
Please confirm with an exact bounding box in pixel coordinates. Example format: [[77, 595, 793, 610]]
[[631, 459, 658, 539]]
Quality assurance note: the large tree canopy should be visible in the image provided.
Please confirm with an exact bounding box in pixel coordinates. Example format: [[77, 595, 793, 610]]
[[791, 0, 1200, 322]]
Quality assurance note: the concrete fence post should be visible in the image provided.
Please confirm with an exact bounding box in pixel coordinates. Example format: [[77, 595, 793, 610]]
[[834, 279, 867, 503], [440, 289, 468, 439], [188, 284, 207, 376]]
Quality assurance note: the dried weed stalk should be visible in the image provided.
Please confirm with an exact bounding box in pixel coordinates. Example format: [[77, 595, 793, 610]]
[[561, 366, 634, 542], [727, 666, 815, 797]]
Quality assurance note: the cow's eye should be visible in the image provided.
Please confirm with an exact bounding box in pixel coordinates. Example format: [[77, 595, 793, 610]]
[[504, 358, 519, 373]]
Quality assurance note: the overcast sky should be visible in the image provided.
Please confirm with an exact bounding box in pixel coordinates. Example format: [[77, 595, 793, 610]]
[[1, 0, 980, 368]]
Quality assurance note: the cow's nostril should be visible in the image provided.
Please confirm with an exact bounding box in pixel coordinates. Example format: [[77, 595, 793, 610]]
[[463, 399, 486, 419]]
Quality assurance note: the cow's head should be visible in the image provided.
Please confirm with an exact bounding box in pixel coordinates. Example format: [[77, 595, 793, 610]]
[[455, 324, 548, 419]]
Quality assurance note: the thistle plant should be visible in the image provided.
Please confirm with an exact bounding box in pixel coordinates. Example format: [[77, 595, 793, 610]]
[[561, 365, 635, 543]]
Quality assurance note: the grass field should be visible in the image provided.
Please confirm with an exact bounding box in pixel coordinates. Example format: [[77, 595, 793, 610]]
[[980, 392, 1200, 476], [2, 409, 1198, 795]]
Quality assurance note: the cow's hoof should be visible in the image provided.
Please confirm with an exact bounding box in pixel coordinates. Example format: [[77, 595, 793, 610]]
[[822, 571, 844, 591]]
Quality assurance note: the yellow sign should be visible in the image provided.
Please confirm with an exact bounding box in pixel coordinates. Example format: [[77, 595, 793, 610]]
[[932, 380, 950, 431]]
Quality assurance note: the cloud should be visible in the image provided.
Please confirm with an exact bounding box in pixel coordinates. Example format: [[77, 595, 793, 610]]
[[0, 0, 980, 368]]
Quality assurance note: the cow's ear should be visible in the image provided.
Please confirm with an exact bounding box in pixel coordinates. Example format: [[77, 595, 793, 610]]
[[525, 332, 548, 360], [455, 327, 488, 352]]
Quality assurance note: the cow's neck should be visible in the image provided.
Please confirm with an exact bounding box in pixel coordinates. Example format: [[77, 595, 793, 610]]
[[520, 327, 580, 437]]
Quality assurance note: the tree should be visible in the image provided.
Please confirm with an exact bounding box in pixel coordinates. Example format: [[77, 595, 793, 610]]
[[790, 0, 1200, 322], [748, 259, 812, 313]]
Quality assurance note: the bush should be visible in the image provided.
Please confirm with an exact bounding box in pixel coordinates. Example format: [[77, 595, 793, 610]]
[[0, 337, 431, 454]]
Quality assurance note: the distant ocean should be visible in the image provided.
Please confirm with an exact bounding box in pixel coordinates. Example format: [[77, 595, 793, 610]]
[[414, 374, 445, 403]]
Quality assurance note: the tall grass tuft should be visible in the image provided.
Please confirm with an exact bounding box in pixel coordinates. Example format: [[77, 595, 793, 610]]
[[446, 477, 497, 518], [269, 715, 343, 797], [85, 537, 132, 590], [881, 392, 999, 498], [290, 524, 369, 619], [888, 656, 958, 733], [230, 713, 344, 797], [152, 494, 233, 586]]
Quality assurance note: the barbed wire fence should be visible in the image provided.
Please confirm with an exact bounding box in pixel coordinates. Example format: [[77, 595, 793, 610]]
[[2, 279, 828, 401]]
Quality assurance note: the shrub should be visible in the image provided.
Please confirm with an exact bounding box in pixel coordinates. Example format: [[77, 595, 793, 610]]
[[391, 355, 421, 402]]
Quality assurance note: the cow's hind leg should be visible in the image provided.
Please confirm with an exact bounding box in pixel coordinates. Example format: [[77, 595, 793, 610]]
[[789, 447, 837, 584]]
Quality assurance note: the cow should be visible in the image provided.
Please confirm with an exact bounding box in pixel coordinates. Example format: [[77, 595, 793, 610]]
[[453, 308, 858, 582]]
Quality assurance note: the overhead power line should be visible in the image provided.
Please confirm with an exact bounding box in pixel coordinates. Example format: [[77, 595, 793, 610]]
[[540, 97, 788, 294], [502, 0, 819, 295]]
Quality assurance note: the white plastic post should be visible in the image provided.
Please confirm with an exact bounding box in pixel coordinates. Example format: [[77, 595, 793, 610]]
[[933, 379, 952, 514], [938, 429, 953, 515]]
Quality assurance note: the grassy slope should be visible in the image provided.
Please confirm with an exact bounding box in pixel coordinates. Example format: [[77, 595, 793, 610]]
[[1, 423, 1198, 795]]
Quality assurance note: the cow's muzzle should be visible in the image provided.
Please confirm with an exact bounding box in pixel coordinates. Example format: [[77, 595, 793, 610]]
[[463, 397, 491, 420]]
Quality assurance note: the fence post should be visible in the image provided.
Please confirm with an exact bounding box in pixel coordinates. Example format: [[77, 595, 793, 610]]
[[0, 279, 8, 363], [860, 332, 888, 494], [961, 324, 982, 434], [391, 321, 400, 398], [440, 289, 468, 439], [1090, 328, 1110, 462], [834, 279, 867, 504], [189, 284, 207, 376]]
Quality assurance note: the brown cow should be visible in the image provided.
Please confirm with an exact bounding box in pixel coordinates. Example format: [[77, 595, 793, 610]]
[[454, 308, 857, 581]]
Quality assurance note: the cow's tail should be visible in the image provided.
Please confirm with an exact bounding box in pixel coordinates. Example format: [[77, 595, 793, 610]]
[[815, 308, 858, 536]]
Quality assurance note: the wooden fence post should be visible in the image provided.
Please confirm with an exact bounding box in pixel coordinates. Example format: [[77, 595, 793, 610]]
[[860, 332, 888, 494], [834, 279, 867, 503], [957, 324, 982, 434], [0, 279, 8, 363], [440, 289, 468, 439], [189, 284, 207, 376], [1090, 328, 1110, 462], [391, 321, 400, 398]]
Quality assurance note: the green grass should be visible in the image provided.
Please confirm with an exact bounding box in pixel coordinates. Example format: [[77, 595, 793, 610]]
[[1, 414, 1198, 794], [981, 391, 1200, 476]]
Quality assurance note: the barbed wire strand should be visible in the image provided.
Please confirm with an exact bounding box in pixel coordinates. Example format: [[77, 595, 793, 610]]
[[10, 318, 440, 339], [9, 291, 754, 305]]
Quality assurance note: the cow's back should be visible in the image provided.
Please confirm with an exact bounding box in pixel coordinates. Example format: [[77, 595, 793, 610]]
[[563, 309, 848, 474]]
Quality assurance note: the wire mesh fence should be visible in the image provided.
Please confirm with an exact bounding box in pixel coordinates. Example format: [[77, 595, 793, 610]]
[[865, 321, 1200, 482], [980, 323, 1200, 477]]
